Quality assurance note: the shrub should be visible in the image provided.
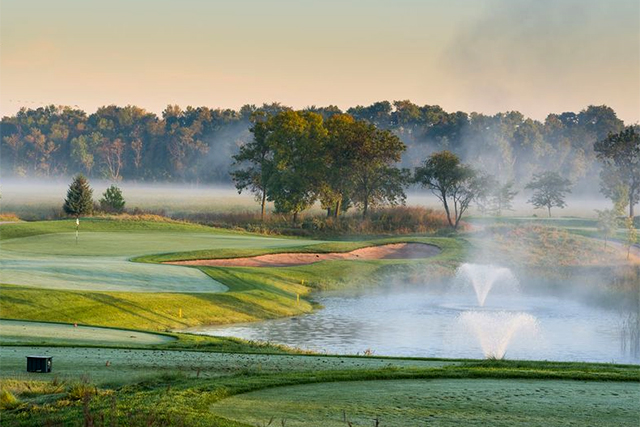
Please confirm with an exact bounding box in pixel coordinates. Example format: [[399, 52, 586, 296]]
[[0, 212, 20, 221], [0, 389, 20, 410], [100, 184, 126, 213]]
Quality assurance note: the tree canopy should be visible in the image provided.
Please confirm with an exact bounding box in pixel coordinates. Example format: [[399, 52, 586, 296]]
[[594, 126, 640, 217], [1, 102, 626, 193], [231, 110, 407, 221], [414, 151, 478, 228]]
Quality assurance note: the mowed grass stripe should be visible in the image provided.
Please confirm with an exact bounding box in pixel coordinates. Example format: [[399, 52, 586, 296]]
[[0, 319, 174, 346]]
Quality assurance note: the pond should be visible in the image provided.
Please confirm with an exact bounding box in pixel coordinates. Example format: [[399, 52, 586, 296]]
[[189, 264, 640, 364]]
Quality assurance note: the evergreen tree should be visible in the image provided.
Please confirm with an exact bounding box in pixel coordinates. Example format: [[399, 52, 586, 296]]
[[100, 184, 125, 213], [63, 174, 94, 218]]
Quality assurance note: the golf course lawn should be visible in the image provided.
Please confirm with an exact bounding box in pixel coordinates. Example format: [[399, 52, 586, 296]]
[[0, 219, 462, 330], [0, 345, 454, 385], [0, 320, 175, 346], [210, 378, 639, 427], [0, 220, 323, 292], [0, 218, 638, 426], [1, 354, 636, 426]]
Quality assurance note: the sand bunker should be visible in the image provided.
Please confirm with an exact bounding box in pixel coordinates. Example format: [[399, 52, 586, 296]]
[[168, 243, 440, 268]]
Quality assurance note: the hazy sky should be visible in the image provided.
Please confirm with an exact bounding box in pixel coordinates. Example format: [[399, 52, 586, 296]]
[[1, 0, 639, 123]]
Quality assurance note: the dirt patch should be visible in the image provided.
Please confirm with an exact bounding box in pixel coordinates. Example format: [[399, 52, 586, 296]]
[[167, 243, 441, 268]]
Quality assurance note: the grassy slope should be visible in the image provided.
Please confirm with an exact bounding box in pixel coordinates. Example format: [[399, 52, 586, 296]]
[[469, 215, 638, 242], [0, 220, 464, 330]]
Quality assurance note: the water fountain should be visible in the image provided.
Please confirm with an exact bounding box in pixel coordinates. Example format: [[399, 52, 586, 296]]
[[459, 311, 538, 359], [455, 263, 518, 307]]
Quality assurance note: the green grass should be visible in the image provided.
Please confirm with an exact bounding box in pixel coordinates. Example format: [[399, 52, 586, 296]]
[[0, 282, 314, 331], [211, 378, 639, 427], [0, 220, 323, 292], [1, 355, 637, 427], [0, 217, 224, 241], [0, 345, 455, 386], [0, 219, 463, 330], [0, 320, 175, 346]]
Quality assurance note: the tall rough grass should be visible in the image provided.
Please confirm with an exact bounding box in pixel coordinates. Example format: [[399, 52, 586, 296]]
[[181, 206, 453, 236]]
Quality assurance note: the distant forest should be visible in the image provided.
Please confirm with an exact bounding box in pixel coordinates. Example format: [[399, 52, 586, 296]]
[[0, 101, 630, 190]]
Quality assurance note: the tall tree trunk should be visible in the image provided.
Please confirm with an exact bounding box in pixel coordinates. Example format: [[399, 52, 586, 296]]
[[362, 198, 368, 219], [441, 192, 454, 227], [326, 208, 332, 217], [260, 191, 266, 222], [630, 192, 635, 218], [293, 211, 298, 223], [335, 199, 341, 219], [548, 206, 551, 218]]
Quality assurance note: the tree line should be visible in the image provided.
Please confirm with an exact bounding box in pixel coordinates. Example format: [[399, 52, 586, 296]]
[[233, 109, 638, 225], [59, 111, 638, 235], [0, 101, 630, 190]]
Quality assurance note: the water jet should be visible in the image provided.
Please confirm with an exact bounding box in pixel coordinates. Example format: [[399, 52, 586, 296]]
[[459, 311, 538, 359], [456, 263, 518, 307]]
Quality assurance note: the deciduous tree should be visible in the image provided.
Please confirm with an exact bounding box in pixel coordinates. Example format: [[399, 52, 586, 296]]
[[525, 171, 572, 217], [594, 127, 640, 218], [414, 151, 478, 228]]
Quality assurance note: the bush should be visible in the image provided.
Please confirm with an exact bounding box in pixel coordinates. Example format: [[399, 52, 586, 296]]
[[0, 389, 20, 410], [0, 212, 20, 221]]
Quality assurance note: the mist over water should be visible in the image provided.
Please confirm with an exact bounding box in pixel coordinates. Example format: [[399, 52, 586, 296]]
[[189, 272, 639, 363]]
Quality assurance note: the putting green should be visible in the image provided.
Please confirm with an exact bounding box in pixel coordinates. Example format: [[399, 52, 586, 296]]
[[0, 320, 174, 346], [0, 230, 320, 292], [211, 379, 640, 427]]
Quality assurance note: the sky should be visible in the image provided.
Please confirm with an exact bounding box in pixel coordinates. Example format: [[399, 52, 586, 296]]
[[1, 0, 639, 123]]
